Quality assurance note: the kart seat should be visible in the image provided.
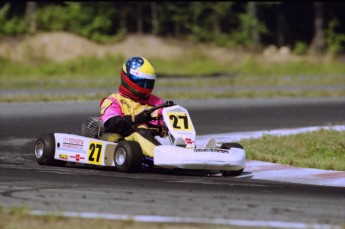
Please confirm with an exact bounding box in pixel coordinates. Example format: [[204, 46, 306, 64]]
[[101, 133, 123, 143]]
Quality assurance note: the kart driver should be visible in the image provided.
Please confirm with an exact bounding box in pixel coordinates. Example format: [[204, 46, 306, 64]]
[[99, 56, 164, 162]]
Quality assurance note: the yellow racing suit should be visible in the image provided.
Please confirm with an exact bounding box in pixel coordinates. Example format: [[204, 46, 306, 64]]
[[100, 92, 163, 158]]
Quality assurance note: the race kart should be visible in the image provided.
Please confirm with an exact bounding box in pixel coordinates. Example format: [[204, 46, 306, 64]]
[[34, 101, 246, 176]]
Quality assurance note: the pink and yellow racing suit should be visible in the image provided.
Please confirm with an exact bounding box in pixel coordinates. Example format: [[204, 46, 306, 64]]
[[100, 92, 163, 158]]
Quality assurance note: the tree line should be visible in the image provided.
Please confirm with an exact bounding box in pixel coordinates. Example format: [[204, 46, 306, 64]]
[[1, 2, 345, 55]]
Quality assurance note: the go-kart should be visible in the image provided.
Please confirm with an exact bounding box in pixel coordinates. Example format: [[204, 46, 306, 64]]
[[34, 101, 246, 176]]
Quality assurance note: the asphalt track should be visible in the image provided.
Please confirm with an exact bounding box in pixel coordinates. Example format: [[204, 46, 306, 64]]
[[0, 98, 345, 228]]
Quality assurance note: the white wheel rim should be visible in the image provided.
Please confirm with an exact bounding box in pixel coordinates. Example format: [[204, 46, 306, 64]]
[[35, 141, 44, 159], [116, 148, 126, 165]]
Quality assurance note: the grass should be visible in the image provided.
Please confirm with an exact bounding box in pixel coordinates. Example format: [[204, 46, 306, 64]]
[[158, 89, 345, 100], [0, 93, 107, 103], [1, 54, 345, 87], [1, 88, 344, 103], [0, 206, 237, 229], [1, 74, 344, 90], [235, 56, 345, 76], [239, 129, 345, 171], [0, 53, 344, 102]]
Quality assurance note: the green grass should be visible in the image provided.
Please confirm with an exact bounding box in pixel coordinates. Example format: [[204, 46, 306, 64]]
[[0, 53, 344, 102], [236, 56, 345, 76], [0, 55, 125, 79], [158, 89, 345, 100], [239, 129, 345, 171], [0, 206, 235, 229], [1, 88, 344, 103], [1, 54, 345, 83], [1, 73, 344, 91]]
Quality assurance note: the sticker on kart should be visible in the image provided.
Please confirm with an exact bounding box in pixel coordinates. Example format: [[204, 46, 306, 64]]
[[87, 141, 104, 165], [167, 111, 194, 132]]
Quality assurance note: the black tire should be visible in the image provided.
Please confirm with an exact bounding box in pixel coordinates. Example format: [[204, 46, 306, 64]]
[[221, 169, 244, 176], [114, 140, 143, 172], [34, 133, 66, 166], [220, 142, 244, 176], [220, 142, 243, 150]]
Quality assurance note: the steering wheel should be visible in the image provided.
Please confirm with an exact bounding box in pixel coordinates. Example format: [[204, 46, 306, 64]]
[[144, 101, 175, 137]]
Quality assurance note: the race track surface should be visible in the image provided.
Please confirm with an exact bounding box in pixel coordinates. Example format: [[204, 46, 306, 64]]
[[1, 98, 345, 228]]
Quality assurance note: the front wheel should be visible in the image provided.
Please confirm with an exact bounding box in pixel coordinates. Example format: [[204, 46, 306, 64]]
[[114, 141, 143, 172], [34, 133, 66, 166], [221, 169, 244, 176], [220, 142, 244, 176]]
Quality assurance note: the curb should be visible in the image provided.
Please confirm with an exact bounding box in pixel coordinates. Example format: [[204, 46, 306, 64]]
[[243, 160, 345, 187], [197, 125, 345, 187]]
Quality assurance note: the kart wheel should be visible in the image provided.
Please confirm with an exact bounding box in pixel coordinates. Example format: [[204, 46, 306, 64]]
[[220, 142, 243, 150], [114, 141, 143, 172], [221, 169, 244, 177], [220, 142, 244, 176], [34, 133, 66, 166]]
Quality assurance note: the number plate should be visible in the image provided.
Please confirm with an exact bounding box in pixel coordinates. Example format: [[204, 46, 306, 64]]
[[88, 141, 104, 165], [167, 111, 194, 132]]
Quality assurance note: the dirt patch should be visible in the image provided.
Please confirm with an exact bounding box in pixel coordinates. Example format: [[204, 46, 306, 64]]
[[0, 32, 186, 62], [0, 31, 302, 64]]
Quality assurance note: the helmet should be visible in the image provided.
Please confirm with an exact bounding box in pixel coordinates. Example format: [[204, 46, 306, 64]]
[[120, 56, 156, 99]]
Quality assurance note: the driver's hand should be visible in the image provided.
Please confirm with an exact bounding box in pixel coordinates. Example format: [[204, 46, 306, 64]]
[[134, 110, 152, 125]]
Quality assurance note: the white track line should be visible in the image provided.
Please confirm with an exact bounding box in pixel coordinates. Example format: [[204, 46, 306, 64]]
[[30, 210, 342, 229]]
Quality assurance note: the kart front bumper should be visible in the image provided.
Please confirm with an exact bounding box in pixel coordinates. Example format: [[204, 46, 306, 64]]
[[154, 145, 246, 171]]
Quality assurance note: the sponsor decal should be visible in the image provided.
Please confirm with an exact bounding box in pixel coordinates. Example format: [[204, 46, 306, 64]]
[[185, 138, 193, 145], [62, 137, 84, 151], [194, 149, 229, 153], [70, 154, 85, 162], [59, 154, 68, 160]]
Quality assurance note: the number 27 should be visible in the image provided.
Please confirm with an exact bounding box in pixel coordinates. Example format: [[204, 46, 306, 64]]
[[169, 115, 189, 129], [88, 143, 102, 162]]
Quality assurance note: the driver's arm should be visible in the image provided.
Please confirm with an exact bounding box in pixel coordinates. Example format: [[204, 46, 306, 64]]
[[101, 98, 132, 136], [104, 115, 133, 136], [104, 111, 152, 136], [101, 96, 154, 136]]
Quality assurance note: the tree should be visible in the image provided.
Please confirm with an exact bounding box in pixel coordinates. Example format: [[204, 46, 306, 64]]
[[136, 3, 143, 34], [189, 2, 233, 42], [151, 2, 159, 35], [209, 2, 233, 35], [309, 2, 325, 54], [25, 2, 36, 33], [165, 3, 189, 38], [273, 2, 285, 46], [248, 2, 261, 50]]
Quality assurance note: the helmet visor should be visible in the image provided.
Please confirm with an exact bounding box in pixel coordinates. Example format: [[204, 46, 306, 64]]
[[129, 74, 155, 89]]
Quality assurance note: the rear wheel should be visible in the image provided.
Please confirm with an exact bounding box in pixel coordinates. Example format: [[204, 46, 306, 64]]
[[114, 141, 143, 172], [220, 142, 244, 176], [34, 133, 66, 166]]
